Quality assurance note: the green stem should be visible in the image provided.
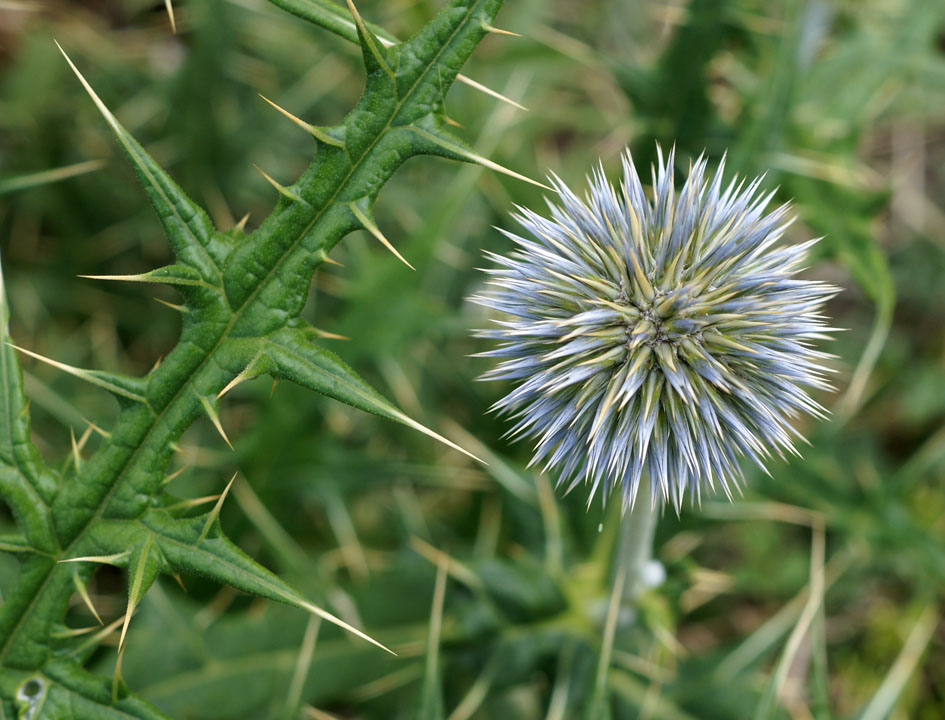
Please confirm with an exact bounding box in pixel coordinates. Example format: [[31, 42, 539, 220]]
[[614, 476, 658, 606]]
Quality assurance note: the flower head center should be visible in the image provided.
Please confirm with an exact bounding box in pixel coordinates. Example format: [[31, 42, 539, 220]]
[[623, 286, 700, 351]]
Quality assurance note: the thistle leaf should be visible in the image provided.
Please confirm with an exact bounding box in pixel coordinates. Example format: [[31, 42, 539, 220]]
[[7, 345, 149, 407], [56, 43, 230, 283], [0, 257, 57, 552], [264, 328, 480, 461], [140, 509, 392, 654]]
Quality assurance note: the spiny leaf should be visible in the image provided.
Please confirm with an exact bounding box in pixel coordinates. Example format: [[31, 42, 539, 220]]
[[139, 509, 394, 654], [264, 328, 480, 462], [0, 253, 55, 505], [56, 43, 229, 283], [408, 123, 550, 189], [0, 260, 55, 558], [77, 265, 214, 289], [7, 344, 149, 406]]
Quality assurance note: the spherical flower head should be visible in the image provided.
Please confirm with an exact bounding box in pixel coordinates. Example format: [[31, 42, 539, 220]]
[[474, 147, 838, 511]]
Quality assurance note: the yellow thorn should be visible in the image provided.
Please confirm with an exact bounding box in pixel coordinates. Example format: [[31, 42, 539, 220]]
[[164, 493, 222, 512], [409, 127, 550, 190], [117, 536, 155, 660], [218, 351, 267, 399], [163, 0, 177, 33], [77, 272, 207, 289], [51, 624, 102, 639], [199, 472, 238, 543], [60, 551, 129, 565], [345, 0, 395, 79], [456, 74, 528, 111], [73, 572, 104, 625], [298, 598, 395, 656], [390, 408, 484, 464], [482, 23, 521, 37], [199, 395, 233, 450], [258, 94, 345, 148], [270, 379, 279, 398], [311, 327, 350, 341], [150, 355, 164, 373], [217, 372, 247, 400], [443, 115, 465, 129], [83, 418, 110, 438], [162, 464, 190, 485], [253, 164, 304, 203], [172, 573, 187, 592], [56, 41, 124, 138], [70, 427, 82, 474], [347, 203, 415, 270], [316, 249, 343, 266], [154, 297, 188, 313], [75, 424, 94, 453], [235, 213, 250, 231]]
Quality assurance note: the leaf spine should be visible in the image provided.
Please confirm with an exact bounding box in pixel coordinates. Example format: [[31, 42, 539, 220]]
[[258, 94, 346, 148], [408, 127, 550, 189], [345, 0, 395, 79], [163, 0, 176, 33], [481, 23, 521, 37], [347, 202, 415, 270], [199, 395, 234, 450], [198, 472, 238, 543], [253, 164, 307, 204]]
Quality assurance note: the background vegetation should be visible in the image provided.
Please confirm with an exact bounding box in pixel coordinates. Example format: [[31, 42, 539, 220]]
[[1, 0, 943, 717]]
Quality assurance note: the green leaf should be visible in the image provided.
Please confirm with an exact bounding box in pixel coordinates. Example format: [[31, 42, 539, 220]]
[[0, 256, 57, 553], [140, 509, 393, 654], [56, 43, 230, 284], [264, 328, 478, 460]]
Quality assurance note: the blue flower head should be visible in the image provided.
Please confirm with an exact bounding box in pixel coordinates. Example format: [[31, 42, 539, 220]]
[[474, 148, 838, 511]]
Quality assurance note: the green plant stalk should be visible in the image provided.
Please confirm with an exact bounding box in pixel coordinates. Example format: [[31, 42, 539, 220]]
[[0, 1, 512, 715], [614, 478, 657, 606]]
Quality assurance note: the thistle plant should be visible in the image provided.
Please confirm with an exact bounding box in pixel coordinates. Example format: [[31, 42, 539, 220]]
[[476, 148, 838, 511], [0, 0, 531, 715]]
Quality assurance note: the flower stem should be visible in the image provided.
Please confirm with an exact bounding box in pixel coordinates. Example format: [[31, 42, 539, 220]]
[[614, 477, 658, 605]]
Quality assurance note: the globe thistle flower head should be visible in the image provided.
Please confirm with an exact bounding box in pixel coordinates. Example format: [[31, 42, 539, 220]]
[[474, 147, 838, 512]]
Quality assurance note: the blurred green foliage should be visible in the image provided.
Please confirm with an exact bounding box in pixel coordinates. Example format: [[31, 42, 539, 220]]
[[1, 0, 944, 718]]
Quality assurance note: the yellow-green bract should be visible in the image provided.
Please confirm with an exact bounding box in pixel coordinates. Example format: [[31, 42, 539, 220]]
[[475, 148, 839, 510]]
